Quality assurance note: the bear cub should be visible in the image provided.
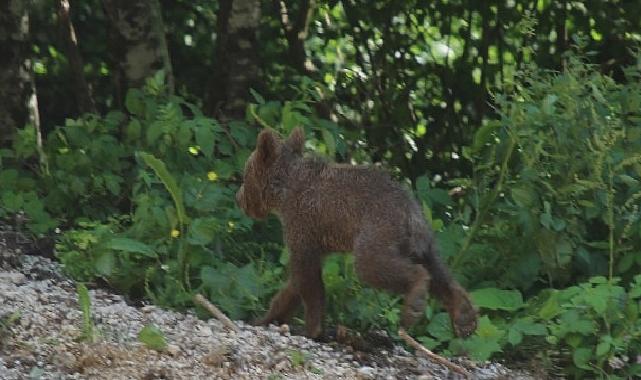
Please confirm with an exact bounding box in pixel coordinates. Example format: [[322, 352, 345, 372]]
[[236, 127, 477, 339]]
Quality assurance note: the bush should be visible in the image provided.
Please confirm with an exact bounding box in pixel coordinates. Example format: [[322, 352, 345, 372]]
[[1, 55, 640, 377], [447, 56, 641, 291], [426, 55, 641, 376]]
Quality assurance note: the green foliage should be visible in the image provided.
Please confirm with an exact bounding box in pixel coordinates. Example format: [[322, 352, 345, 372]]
[[138, 324, 167, 351], [248, 82, 346, 160], [199, 260, 282, 320], [322, 254, 400, 331], [0, 311, 21, 342], [138, 152, 187, 228], [3, 50, 641, 377], [538, 276, 641, 378], [411, 55, 641, 376], [453, 277, 641, 378], [452, 55, 641, 291], [76, 283, 97, 343], [0, 166, 56, 234], [288, 350, 307, 368], [3, 0, 639, 375]]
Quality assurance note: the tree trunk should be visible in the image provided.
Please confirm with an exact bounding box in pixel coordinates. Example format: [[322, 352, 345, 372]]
[[56, 0, 97, 114], [103, 0, 174, 103], [0, 0, 32, 147], [207, 0, 262, 119]]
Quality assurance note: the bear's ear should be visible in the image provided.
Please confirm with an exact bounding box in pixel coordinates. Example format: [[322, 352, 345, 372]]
[[287, 127, 305, 155], [256, 129, 278, 165]]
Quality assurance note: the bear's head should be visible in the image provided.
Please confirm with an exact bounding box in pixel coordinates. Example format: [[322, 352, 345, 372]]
[[236, 127, 305, 219]]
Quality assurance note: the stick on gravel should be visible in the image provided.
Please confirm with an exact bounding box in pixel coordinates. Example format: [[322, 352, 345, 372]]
[[193, 294, 239, 333], [398, 328, 471, 378]]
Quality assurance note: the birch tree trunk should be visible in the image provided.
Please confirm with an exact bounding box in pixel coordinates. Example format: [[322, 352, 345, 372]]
[[207, 0, 262, 119], [103, 0, 174, 104], [0, 0, 32, 147]]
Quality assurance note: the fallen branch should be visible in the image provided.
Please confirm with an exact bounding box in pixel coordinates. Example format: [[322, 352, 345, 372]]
[[193, 294, 239, 333], [398, 328, 471, 378]]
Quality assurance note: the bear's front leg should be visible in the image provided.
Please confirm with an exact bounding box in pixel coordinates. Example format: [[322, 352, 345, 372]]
[[257, 248, 325, 339], [289, 248, 325, 339]]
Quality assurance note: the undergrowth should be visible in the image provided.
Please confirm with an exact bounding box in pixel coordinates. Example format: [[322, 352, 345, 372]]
[[1, 56, 640, 378]]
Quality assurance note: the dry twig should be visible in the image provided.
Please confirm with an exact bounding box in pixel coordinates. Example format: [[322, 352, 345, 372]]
[[398, 328, 472, 378], [193, 294, 239, 333]]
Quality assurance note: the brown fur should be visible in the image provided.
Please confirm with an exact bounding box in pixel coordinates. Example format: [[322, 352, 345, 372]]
[[236, 127, 478, 339]]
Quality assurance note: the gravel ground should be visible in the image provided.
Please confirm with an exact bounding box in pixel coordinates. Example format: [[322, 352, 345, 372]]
[[0, 247, 539, 379]]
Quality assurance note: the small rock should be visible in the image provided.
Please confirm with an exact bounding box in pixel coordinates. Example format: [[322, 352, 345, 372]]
[[196, 325, 213, 337], [202, 346, 230, 367], [165, 344, 181, 356], [10, 350, 36, 367], [357, 365, 376, 379], [273, 359, 291, 372], [0, 272, 26, 285], [278, 324, 290, 335], [141, 305, 157, 313], [19, 316, 30, 329], [52, 350, 76, 369]]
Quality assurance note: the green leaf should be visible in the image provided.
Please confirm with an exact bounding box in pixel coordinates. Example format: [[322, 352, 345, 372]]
[[560, 310, 595, 334], [76, 283, 96, 342], [176, 125, 192, 147], [194, 124, 215, 158], [416, 176, 430, 194], [126, 119, 142, 141], [539, 293, 560, 320], [468, 336, 503, 360], [249, 88, 265, 104], [513, 319, 547, 336], [2, 191, 24, 211], [201, 266, 227, 290], [596, 340, 610, 357], [427, 312, 454, 341], [146, 121, 165, 145], [542, 94, 558, 115], [138, 324, 167, 351], [585, 287, 608, 315], [572, 347, 592, 370], [94, 251, 115, 276], [540, 212, 553, 229], [617, 174, 638, 186], [139, 152, 188, 227], [107, 238, 156, 258], [321, 129, 336, 158], [511, 187, 536, 207], [77, 283, 92, 323], [472, 123, 499, 152], [125, 89, 145, 116], [470, 288, 524, 311], [417, 336, 439, 350], [323, 257, 341, 278], [507, 328, 523, 345], [427, 189, 452, 206], [630, 282, 641, 299], [229, 121, 249, 146], [188, 218, 218, 245], [617, 252, 636, 273], [476, 316, 504, 339], [289, 350, 306, 367], [104, 175, 121, 196]]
